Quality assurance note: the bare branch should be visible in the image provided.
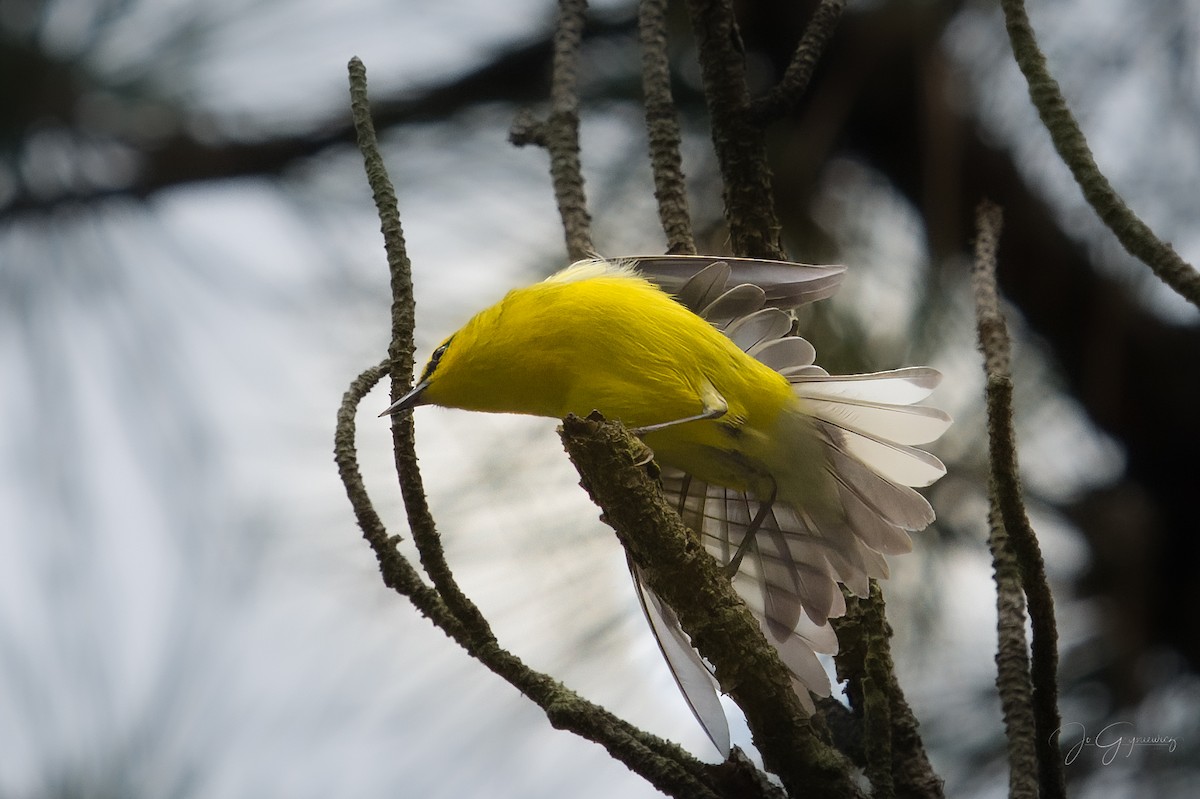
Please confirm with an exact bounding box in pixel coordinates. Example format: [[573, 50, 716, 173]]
[[510, 0, 594, 261], [684, 0, 784, 258], [638, 0, 697, 255], [988, 500, 1039, 799], [349, 56, 495, 641], [750, 0, 847, 123], [334, 360, 468, 640], [337, 376, 722, 799], [1000, 0, 1200, 309], [833, 585, 945, 799], [971, 200, 1065, 799], [344, 58, 732, 799]]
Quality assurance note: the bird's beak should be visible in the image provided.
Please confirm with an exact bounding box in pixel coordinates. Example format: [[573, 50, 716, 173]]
[[379, 379, 430, 417]]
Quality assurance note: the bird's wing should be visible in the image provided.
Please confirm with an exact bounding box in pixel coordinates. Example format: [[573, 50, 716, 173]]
[[628, 558, 731, 754], [667, 259, 950, 575], [659, 469, 838, 711], [628, 255, 949, 720], [612, 255, 847, 311]]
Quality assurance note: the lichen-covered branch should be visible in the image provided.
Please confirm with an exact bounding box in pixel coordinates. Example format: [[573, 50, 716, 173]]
[[1000, 0, 1200, 309], [334, 360, 468, 641], [561, 413, 864, 799], [343, 57, 726, 799], [335, 369, 722, 799], [971, 200, 1065, 799], [638, 0, 697, 255], [683, 0, 845, 256], [509, 0, 594, 260], [683, 0, 783, 258], [348, 56, 495, 641], [833, 585, 945, 799], [987, 501, 1039, 799]]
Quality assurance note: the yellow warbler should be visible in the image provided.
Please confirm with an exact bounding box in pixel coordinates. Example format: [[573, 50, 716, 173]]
[[384, 255, 950, 752]]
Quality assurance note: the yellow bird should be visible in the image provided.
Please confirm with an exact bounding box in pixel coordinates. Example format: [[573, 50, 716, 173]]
[[384, 255, 950, 752]]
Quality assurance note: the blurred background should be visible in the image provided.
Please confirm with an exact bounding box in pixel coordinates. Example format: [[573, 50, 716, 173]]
[[2, 0, 1198, 796]]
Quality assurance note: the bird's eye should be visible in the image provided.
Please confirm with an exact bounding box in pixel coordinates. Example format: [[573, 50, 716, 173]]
[[420, 337, 453, 381]]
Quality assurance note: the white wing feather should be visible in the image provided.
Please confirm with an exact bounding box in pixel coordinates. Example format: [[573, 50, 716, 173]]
[[598, 255, 948, 747], [629, 560, 731, 754]]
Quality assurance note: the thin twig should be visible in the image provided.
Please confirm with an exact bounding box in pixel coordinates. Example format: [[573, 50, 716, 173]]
[[1000, 0, 1200, 309], [334, 360, 468, 640], [343, 57, 725, 799], [548, 0, 594, 259], [510, 0, 594, 260], [348, 56, 495, 641], [750, 0, 846, 123], [833, 585, 945, 799], [971, 207, 1039, 795], [334, 370, 717, 799], [684, 0, 783, 258], [835, 589, 894, 797], [987, 500, 1039, 799], [638, 0, 697, 255], [971, 200, 1065, 799]]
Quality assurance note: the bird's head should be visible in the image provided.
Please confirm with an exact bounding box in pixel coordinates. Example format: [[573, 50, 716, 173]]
[[378, 291, 566, 418], [378, 333, 455, 417]]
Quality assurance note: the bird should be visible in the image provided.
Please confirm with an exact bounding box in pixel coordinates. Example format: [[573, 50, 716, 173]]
[[382, 255, 950, 753]]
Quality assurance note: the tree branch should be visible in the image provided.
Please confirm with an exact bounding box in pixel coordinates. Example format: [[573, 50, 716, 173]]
[[987, 498, 1039, 799], [971, 200, 1065, 799], [343, 58, 731, 799], [3, 17, 640, 218], [833, 585, 945, 799], [334, 360, 469, 641], [510, 0, 594, 260], [749, 0, 847, 124], [638, 0, 697, 255], [349, 56, 496, 641], [1000, 0, 1200, 309], [560, 412, 865, 799], [684, 0, 784, 258]]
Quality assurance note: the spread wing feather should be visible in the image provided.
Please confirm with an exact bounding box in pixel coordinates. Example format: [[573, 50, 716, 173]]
[[803, 396, 951, 445], [792, 368, 943, 404], [702, 283, 767, 321], [725, 308, 793, 350], [659, 469, 841, 703], [616, 255, 847, 311], [603, 256, 947, 748], [748, 337, 817, 372], [629, 560, 731, 754], [819, 420, 947, 487], [674, 261, 732, 313]]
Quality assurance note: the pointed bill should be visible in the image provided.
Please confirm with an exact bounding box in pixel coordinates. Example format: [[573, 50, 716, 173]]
[[379, 378, 430, 417]]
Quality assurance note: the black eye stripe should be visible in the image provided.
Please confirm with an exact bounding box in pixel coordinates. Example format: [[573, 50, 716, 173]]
[[421, 336, 453, 381]]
